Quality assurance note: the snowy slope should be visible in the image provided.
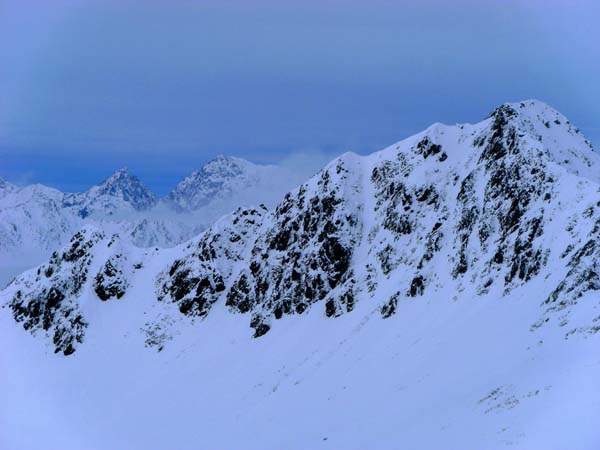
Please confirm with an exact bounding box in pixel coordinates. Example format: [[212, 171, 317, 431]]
[[2, 100, 600, 449]]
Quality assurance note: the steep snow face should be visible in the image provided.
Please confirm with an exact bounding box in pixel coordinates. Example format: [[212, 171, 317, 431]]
[[2, 100, 600, 448]]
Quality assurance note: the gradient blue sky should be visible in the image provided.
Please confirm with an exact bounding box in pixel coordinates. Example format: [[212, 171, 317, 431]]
[[1, 0, 599, 194]]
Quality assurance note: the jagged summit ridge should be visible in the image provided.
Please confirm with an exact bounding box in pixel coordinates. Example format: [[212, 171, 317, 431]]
[[94, 167, 158, 210], [3, 99, 600, 356], [484, 100, 598, 182], [62, 167, 158, 217]]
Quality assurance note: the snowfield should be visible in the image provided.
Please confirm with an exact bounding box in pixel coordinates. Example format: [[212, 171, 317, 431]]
[[1, 100, 600, 449], [3, 282, 599, 449]]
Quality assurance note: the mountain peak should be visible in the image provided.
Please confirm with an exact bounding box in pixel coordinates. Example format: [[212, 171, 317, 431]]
[[209, 154, 233, 163], [492, 98, 552, 115], [202, 155, 257, 174], [487, 100, 566, 129], [487, 100, 591, 141], [110, 166, 130, 176], [168, 156, 268, 211], [480, 99, 599, 183], [57, 168, 160, 216], [102, 167, 134, 184], [92, 168, 157, 211]]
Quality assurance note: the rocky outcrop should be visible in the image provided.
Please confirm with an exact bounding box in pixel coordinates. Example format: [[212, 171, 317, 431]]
[[7, 228, 104, 354], [93, 238, 130, 301], [157, 206, 266, 318], [226, 155, 362, 335]]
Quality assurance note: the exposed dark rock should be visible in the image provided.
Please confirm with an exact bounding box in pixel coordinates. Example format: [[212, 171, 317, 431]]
[[415, 137, 442, 159], [94, 256, 128, 301], [158, 207, 265, 324], [408, 275, 425, 297], [381, 291, 401, 318], [250, 314, 271, 338]]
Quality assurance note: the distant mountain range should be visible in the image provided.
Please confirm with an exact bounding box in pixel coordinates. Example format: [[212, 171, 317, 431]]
[[0, 156, 305, 286]]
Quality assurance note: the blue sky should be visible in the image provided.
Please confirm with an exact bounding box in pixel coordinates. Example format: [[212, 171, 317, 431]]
[[1, 0, 599, 194]]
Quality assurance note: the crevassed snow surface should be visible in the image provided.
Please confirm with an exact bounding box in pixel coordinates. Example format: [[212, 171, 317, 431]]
[[1, 100, 600, 449]]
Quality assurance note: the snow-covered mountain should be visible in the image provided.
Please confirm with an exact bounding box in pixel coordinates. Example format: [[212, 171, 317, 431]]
[[0, 170, 164, 287], [0, 183, 76, 285], [0, 157, 300, 287], [168, 155, 267, 210], [2, 100, 600, 449], [62, 167, 158, 218], [166, 155, 310, 223]]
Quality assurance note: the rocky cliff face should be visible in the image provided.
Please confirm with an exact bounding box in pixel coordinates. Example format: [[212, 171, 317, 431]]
[[3, 100, 600, 355], [225, 154, 363, 336]]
